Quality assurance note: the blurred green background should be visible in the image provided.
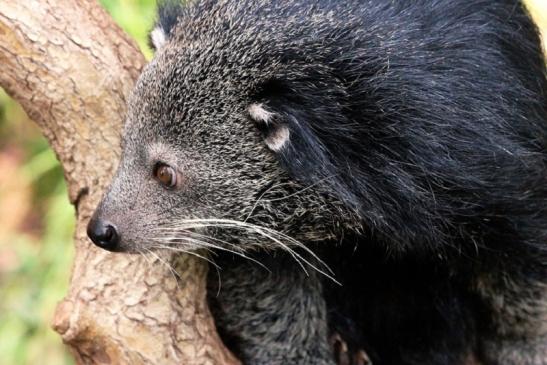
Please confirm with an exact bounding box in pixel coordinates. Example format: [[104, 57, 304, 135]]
[[0, 1, 544, 364]]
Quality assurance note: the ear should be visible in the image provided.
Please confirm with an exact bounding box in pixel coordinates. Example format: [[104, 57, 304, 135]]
[[148, 0, 185, 51], [150, 26, 168, 50], [248, 83, 362, 213], [248, 103, 290, 152]]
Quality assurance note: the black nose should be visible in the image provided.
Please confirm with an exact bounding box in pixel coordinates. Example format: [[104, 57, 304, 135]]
[[87, 218, 120, 251]]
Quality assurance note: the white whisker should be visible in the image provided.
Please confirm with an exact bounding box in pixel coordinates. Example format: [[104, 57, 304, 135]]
[[151, 242, 224, 295], [151, 242, 221, 271], [244, 175, 335, 222], [245, 181, 294, 222], [169, 219, 332, 271], [159, 233, 271, 272], [156, 218, 339, 284], [262, 175, 335, 203], [139, 249, 153, 267], [144, 247, 181, 288]]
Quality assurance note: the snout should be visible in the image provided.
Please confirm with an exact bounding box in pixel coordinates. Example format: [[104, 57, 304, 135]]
[[87, 217, 121, 252]]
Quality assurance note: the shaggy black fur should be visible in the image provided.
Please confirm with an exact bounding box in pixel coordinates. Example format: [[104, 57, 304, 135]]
[[152, 1, 547, 364]]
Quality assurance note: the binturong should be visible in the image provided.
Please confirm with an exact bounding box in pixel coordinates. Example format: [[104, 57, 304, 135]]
[[87, 0, 547, 364]]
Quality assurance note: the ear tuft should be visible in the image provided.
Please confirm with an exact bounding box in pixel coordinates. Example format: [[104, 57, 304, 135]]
[[149, 0, 185, 51], [264, 125, 290, 152], [150, 26, 168, 50], [248, 103, 290, 151], [248, 103, 275, 124]]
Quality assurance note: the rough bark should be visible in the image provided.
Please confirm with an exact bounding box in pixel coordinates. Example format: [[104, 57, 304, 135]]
[[0, 1, 239, 364]]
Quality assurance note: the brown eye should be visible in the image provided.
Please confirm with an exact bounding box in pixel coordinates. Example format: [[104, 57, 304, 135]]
[[154, 163, 177, 188]]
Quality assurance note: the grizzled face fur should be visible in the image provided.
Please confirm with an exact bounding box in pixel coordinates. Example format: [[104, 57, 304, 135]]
[[88, 1, 357, 254], [88, 0, 547, 258], [89, 43, 344, 253]]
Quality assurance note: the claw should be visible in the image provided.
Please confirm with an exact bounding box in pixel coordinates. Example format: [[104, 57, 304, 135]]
[[354, 349, 372, 365], [330, 333, 351, 365]]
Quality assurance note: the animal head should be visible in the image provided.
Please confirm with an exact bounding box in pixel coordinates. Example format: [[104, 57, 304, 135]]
[[87, 1, 357, 257], [87, 0, 547, 257]]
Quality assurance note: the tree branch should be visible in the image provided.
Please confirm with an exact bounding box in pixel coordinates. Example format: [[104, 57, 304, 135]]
[[0, 1, 238, 363]]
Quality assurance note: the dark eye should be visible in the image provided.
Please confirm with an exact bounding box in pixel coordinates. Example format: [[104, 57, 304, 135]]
[[153, 163, 177, 188]]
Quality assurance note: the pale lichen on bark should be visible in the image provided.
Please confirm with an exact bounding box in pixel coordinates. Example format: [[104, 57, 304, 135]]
[[0, 1, 238, 363]]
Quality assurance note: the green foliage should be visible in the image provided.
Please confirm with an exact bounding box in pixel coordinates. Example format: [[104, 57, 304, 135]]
[[100, 0, 158, 59], [0, 151, 75, 365]]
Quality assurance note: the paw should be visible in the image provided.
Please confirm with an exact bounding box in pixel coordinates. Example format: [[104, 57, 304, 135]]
[[330, 332, 372, 365]]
